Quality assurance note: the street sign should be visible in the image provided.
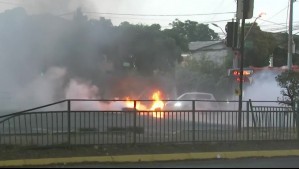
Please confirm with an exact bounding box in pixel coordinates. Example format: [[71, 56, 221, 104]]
[[237, 0, 254, 19], [235, 88, 241, 96]]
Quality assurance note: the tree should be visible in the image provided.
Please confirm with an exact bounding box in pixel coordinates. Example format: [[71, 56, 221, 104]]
[[110, 22, 182, 76], [163, 19, 220, 52], [244, 23, 277, 67], [175, 56, 231, 99], [272, 34, 299, 66], [275, 70, 299, 109]]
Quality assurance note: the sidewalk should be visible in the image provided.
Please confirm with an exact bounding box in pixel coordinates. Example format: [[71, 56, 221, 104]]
[[1, 141, 299, 167]]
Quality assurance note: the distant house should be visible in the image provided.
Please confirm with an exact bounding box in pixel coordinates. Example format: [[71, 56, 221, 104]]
[[188, 40, 233, 65]]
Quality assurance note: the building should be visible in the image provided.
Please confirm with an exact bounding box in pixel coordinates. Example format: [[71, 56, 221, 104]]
[[188, 40, 233, 65]]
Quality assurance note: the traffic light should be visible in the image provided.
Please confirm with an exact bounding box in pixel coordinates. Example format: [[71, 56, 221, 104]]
[[225, 22, 238, 48], [234, 88, 241, 96], [228, 68, 253, 84], [228, 68, 253, 77], [235, 77, 250, 83]]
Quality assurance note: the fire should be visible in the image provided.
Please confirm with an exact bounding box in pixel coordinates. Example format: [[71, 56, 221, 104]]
[[150, 91, 164, 118], [124, 90, 165, 118], [125, 97, 147, 110]]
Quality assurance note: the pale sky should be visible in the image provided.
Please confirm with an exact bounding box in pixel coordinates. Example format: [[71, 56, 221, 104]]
[[0, 0, 298, 35]]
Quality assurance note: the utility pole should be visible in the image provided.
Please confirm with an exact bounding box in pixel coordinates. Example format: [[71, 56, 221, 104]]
[[238, 1, 246, 132], [236, 0, 254, 132], [288, 0, 294, 70]]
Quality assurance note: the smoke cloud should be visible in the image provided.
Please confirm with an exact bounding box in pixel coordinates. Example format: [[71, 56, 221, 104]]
[[65, 79, 127, 111], [244, 70, 282, 106], [0, 65, 67, 112], [18, 0, 96, 16], [0, 7, 111, 113], [0, 4, 286, 115], [0, 5, 144, 113]]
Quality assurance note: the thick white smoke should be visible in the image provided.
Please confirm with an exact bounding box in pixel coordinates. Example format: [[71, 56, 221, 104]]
[[65, 79, 99, 100], [65, 79, 126, 111], [0, 66, 127, 114], [244, 70, 282, 106], [0, 67, 66, 113]]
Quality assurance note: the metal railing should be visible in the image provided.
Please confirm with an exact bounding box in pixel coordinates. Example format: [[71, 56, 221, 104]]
[[0, 99, 298, 146]]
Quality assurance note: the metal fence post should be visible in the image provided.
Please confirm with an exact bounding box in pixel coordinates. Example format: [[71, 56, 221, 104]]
[[67, 100, 71, 145], [192, 100, 195, 142], [246, 101, 250, 141], [133, 100, 137, 145], [248, 99, 256, 129], [238, 101, 242, 132]]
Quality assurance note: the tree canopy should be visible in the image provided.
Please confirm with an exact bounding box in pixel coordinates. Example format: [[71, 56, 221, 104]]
[[244, 23, 277, 67], [272, 33, 299, 67], [163, 19, 220, 52], [175, 56, 232, 99], [112, 22, 182, 76], [275, 70, 299, 109]]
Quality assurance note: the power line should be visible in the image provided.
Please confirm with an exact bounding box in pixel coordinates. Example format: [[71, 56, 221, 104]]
[[59, 10, 233, 27], [84, 11, 236, 17], [87, 14, 175, 22], [259, 23, 299, 33], [262, 24, 299, 31], [58, 11, 235, 17], [161, 19, 232, 29], [207, 0, 225, 22], [256, 5, 289, 32], [87, 13, 233, 24], [264, 6, 289, 21], [258, 18, 287, 26], [259, 20, 299, 27], [201, 19, 232, 24]]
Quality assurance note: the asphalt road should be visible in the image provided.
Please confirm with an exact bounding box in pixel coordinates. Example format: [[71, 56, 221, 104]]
[[46, 156, 299, 168]]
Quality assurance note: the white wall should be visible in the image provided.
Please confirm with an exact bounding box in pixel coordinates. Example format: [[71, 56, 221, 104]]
[[191, 44, 228, 65]]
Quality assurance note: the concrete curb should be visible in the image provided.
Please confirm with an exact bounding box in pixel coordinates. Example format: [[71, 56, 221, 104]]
[[1, 149, 299, 167]]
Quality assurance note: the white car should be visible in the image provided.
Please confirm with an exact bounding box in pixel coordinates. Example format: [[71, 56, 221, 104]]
[[164, 92, 219, 110]]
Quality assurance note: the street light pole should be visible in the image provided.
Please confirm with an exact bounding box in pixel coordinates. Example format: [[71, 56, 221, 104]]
[[211, 23, 226, 36], [244, 13, 265, 40]]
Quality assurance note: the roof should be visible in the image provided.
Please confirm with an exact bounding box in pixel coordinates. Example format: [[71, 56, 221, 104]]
[[188, 41, 224, 51]]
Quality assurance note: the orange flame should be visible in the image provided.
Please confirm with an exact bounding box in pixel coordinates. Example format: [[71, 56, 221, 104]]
[[150, 91, 164, 118], [125, 97, 147, 110], [124, 90, 165, 118]]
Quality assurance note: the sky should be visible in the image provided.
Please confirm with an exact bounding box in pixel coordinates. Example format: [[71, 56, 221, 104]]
[[0, 0, 298, 36]]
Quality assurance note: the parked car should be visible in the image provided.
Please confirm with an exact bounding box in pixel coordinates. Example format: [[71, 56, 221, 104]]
[[164, 92, 219, 110]]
